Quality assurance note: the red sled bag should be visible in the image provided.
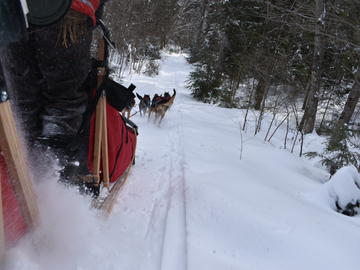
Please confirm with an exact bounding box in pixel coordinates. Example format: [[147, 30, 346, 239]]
[[87, 78, 137, 183], [87, 103, 136, 183], [0, 155, 28, 248]]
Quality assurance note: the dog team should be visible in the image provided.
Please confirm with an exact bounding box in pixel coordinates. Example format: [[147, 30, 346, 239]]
[[122, 89, 176, 124]]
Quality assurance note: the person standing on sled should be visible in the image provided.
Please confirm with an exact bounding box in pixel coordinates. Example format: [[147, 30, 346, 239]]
[[0, 0, 107, 184]]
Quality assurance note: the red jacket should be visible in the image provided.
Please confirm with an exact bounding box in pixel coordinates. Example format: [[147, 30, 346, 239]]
[[71, 0, 100, 25]]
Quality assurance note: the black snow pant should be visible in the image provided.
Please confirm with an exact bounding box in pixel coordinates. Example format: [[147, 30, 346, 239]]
[[0, 64, 5, 92], [0, 17, 93, 146]]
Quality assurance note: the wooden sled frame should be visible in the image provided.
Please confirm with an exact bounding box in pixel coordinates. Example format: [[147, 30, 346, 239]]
[[91, 89, 137, 215], [96, 133, 137, 216], [91, 38, 137, 215]]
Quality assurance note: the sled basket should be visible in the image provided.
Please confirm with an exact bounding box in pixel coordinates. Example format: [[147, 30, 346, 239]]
[[87, 100, 137, 184]]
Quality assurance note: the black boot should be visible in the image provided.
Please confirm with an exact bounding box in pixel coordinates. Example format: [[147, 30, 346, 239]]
[[35, 135, 100, 198]]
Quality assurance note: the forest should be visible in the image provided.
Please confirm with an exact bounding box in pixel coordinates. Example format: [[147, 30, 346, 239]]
[[103, 0, 360, 175]]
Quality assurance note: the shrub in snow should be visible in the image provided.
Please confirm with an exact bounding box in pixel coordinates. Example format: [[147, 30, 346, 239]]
[[306, 122, 360, 175], [144, 60, 160, 77], [327, 166, 360, 216], [187, 64, 222, 103]]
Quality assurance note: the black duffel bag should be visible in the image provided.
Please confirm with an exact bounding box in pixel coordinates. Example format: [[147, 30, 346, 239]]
[[101, 78, 136, 112]]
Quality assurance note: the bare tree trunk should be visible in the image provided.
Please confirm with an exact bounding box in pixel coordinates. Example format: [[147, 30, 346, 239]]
[[196, 0, 209, 46], [299, 131, 304, 157], [339, 68, 360, 125], [255, 84, 269, 135], [264, 92, 281, 140], [284, 112, 290, 149], [264, 113, 277, 141], [291, 130, 299, 154], [302, 78, 311, 110], [318, 90, 333, 133], [254, 78, 267, 110], [229, 76, 241, 106], [243, 80, 255, 131], [216, 30, 230, 73], [290, 102, 301, 154], [268, 113, 289, 143], [325, 69, 360, 174], [300, 0, 326, 134]]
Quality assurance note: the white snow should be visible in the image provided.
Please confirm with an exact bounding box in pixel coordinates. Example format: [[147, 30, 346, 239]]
[[4, 52, 360, 270], [307, 166, 360, 211]]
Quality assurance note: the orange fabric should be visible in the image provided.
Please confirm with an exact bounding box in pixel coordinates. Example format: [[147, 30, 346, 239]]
[[71, 0, 100, 25]]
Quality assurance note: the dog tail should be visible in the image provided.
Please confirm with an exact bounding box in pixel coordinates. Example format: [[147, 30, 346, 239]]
[[136, 93, 143, 100], [172, 89, 176, 97]]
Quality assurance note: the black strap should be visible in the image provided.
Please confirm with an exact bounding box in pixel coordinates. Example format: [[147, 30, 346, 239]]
[[77, 61, 103, 136], [122, 115, 138, 131]]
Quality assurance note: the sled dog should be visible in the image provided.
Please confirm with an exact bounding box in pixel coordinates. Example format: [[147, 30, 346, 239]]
[[122, 98, 136, 118], [136, 93, 151, 116], [148, 89, 176, 124]]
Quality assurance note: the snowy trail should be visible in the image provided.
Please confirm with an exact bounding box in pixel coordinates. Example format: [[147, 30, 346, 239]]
[[5, 52, 360, 270], [159, 112, 189, 270], [111, 114, 189, 270], [132, 65, 190, 270], [107, 54, 192, 270]]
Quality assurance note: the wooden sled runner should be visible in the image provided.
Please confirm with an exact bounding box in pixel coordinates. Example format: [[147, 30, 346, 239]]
[[0, 91, 39, 260], [95, 130, 137, 216]]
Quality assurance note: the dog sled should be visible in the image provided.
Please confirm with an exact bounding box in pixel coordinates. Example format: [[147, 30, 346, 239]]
[[76, 25, 138, 213], [0, 23, 138, 255], [87, 76, 138, 214]]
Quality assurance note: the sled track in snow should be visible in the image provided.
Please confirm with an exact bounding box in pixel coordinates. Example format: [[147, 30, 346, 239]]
[[142, 153, 172, 270], [160, 125, 189, 270], [143, 106, 189, 270]]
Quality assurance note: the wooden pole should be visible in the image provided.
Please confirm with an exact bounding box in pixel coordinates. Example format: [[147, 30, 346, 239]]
[[101, 94, 110, 188], [0, 100, 39, 230], [93, 98, 103, 180], [93, 38, 109, 187]]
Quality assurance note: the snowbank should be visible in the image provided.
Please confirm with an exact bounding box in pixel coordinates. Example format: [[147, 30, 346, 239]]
[[309, 166, 360, 216]]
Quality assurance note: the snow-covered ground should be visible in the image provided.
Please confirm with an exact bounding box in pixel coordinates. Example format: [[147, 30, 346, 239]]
[[5, 53, 360, 270]]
